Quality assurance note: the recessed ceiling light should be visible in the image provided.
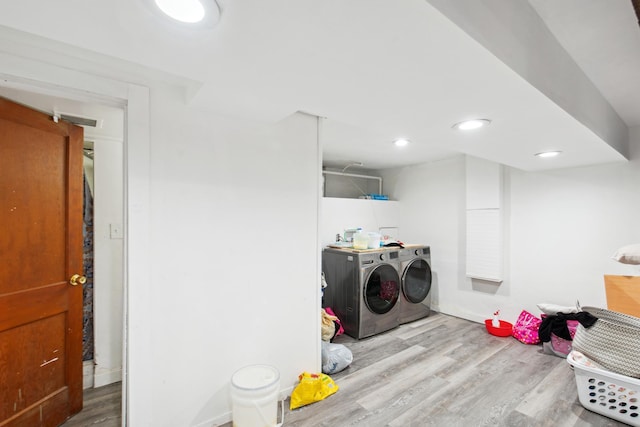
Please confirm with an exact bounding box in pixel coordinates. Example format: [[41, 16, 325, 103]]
[[452, 119, 491, 131], [393, 138, 410, 147], [535, 151, 562, 158], [154, 0, 206, 23]]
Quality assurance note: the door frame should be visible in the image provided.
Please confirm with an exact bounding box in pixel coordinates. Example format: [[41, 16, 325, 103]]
[[0, 67, 150, 426]]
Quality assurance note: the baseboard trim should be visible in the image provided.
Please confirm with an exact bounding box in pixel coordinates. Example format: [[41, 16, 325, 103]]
[[94, 366, 123, 388], [199, 411, 231, 427], [198, 386, 294, 427], [83, 360, 94, 390]]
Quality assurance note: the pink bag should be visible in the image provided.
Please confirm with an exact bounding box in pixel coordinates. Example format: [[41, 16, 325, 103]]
[[512, 310, 542, 344], [544, 319, 579, 357]]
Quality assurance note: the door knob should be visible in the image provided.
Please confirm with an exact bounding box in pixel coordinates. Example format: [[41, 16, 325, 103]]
[[69, 274, 87, 286]]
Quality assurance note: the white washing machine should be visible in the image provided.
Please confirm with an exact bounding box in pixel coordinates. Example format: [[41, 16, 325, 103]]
[[398, 245, 432, 324], [322, 247, 401, 339]]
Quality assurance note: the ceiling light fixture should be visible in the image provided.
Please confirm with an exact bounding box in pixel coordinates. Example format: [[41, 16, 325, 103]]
[[535, 151, 562, 158], [452, 119, 491, 131], [154, 0, 208, 23], [393, 138, 410, 147]]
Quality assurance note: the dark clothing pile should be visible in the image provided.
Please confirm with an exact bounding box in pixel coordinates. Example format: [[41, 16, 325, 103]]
[[538, 312, 598, 342]]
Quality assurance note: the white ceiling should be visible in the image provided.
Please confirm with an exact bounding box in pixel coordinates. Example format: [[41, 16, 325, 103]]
[[529, 0, 640, 128], [0, 0, 638, 172]]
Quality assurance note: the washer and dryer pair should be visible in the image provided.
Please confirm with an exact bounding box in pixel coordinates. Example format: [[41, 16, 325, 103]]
[[322, 245, 432, 339]]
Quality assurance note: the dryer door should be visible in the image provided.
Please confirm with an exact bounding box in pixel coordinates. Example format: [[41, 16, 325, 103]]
[[364, 264, 400, 314], [402, 258, 432, 303]]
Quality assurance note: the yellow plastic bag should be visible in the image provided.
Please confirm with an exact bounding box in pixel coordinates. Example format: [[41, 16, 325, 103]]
[[289, 372, 339, 410]]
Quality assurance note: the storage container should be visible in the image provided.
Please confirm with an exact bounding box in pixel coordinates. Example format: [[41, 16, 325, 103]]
[[367, 232, 381, 249], [567, 352, 640, 426], [231, 365, 280, 427], [572, 306, 640, 378], [353, 230, 368, 250], [484, 319, 512, 337]]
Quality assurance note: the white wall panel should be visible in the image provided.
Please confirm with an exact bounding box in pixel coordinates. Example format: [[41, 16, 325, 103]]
[[466, 209, 502, 281], [465, 156, 503, 282]]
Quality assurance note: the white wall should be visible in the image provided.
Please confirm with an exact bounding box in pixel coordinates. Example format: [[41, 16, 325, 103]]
[[383, 129, 640, 324], [380, 157, 466, 321], [146, 95, 321, 426], [320, 198, 400, 247], [91, 137, 124, 387], [506, 128, 640, 319]]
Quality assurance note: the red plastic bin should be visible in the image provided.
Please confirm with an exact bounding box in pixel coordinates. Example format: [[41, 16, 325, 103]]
[[484, 319, 513, 337]]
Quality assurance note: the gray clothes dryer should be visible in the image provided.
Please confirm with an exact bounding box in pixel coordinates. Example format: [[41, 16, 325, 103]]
[[322, 247, 401, 339], [398, 246, 432, 324]]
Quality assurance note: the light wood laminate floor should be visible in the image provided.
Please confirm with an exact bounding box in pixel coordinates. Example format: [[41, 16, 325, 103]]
[[280, 312, 626, 427], [63, 312, 628, 426], [60, 381, 121, 427]]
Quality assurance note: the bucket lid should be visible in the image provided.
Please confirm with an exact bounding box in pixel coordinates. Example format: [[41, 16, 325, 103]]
[[231, 365, 279, 390]]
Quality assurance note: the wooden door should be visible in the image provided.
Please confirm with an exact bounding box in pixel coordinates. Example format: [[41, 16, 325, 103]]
[[0, 96, 84, 426]]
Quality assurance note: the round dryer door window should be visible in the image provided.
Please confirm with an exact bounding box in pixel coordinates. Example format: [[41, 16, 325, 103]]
[[402, 258, 432, 303], [364, 264, 400, 314]]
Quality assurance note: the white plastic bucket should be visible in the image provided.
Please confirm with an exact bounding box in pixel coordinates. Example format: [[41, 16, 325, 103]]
[[367, 232, 381, 249], [230, 365, 280, 427]]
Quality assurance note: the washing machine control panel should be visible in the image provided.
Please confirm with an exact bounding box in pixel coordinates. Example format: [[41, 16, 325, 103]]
[[415, 247, 431, 256], [380, 251, 399, 261]]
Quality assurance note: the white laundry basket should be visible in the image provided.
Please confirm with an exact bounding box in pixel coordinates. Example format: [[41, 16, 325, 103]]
[[571, 306, 640, 378], [567, 352, 640, 426]]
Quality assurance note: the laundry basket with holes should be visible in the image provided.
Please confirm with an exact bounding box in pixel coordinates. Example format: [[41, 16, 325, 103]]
[[567, 351, 640, 426]]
